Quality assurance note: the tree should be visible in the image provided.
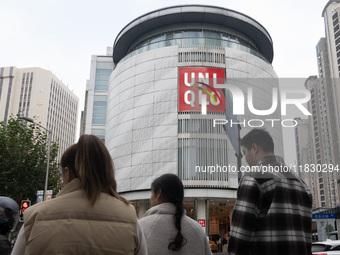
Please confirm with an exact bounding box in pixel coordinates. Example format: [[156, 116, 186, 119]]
[[0, 114, 62, 205], [325, 223, 335, 238]]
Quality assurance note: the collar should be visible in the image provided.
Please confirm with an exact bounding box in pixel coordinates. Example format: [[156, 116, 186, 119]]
[[258, 155, 285, 166], [143, 203, 186, 217], [57, 178, 82, 197]]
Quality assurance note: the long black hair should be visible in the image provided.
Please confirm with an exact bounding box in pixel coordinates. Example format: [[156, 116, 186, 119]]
[[151, 174, 187, 251]]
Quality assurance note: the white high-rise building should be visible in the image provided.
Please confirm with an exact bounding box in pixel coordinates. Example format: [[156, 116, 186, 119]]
[[295, 75, 339, 209], [321, 1, 340, 169], [0, 66, 79, 157], [80, 47, 113, 142], [295, 1, 340, 210]]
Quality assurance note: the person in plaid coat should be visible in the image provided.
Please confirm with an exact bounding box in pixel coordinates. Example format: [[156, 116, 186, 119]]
[[228, 128, 312, 255]]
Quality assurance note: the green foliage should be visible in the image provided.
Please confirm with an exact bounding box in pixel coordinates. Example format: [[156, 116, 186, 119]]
[[325, 224, 335, 238], [0, 114, 62, 204]]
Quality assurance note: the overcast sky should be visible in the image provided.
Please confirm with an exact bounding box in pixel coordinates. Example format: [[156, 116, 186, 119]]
[[1, 0, 329, 164]]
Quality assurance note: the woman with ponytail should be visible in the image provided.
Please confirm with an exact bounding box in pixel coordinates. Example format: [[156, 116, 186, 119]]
[[139, 174, 212, 255], [12, 135, 147, 255]]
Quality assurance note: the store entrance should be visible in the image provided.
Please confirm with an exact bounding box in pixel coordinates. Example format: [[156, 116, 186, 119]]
[[184, 198, 235, 254]]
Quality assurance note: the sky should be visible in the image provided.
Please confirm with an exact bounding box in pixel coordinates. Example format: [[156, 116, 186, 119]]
[[0, 0, 330, 164]]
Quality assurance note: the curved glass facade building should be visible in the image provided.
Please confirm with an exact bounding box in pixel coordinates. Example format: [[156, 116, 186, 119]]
[[107, 5, 283, 240]]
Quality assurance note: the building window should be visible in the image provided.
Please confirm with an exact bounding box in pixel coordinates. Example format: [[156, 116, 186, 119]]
[[333, 12, 338, 21], [91, 128, 105, 142], [92, 95, 107, 124], [95, 66, 112, 91], [123, 29, 265, 64]]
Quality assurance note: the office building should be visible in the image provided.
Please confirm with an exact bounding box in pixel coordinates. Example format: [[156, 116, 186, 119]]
[[0, 66, 79, 157], [81, 47, 114, 142]]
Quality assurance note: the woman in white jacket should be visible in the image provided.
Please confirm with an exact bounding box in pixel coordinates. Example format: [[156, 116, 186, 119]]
[[139, 174, 212, 255]]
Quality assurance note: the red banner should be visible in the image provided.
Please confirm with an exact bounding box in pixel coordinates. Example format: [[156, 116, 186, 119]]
[[178, 67, 226, 113]]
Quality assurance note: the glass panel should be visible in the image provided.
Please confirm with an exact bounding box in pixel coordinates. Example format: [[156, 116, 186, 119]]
[[95, 74, 111, 80], [93, 106, 106, 112], [96, 69, 112, 74], [173, 32, 182, 46], [183, 31, 202, 38], [94, 95, 108, 101], [96, 62, 113, 69], [95, 80, 109, 85], [92, 112, 106, 118], [150, 35, 163, 43], [92, 118, 106, 124], [165, 33, 173, 47], [204, 31, 221, 47], [91, 128, 105, 135], [94, 85, 108, 91], [124, 29, 266, 64], [174, 32, 182, 38], [93, 101, 107, 106]]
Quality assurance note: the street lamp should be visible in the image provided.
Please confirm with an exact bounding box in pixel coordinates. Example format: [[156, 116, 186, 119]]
[[21, 117, 51, 202]]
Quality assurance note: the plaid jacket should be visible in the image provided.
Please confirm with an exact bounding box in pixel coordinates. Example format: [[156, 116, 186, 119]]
[[228, 155, 312, 255]]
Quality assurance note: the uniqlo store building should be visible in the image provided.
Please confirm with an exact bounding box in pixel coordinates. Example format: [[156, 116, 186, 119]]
[[106, 4, 283, 248]]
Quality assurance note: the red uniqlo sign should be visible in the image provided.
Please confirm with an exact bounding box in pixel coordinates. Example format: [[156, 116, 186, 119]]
[[198, 219, 206, 227], [178, 67, 226, 113]]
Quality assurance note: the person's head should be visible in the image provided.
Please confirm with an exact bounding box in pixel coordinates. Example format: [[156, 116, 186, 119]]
[[0, 196, 19, 235], [240, 128, 274, 166], [150, 174, 186, 251], [150, 174, 184, 207], [60, 134, 128, 206], [60, 143, 78, 184], [223, 233, 230, 240]]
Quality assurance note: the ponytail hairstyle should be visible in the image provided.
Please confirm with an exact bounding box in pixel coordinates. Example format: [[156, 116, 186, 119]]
[[151, 174, 187, 251], [61, 135, 128, 206]]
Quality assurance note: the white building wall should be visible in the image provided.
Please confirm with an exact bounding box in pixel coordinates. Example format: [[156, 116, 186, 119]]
[[107, 47, 179, 192], [107, 45, 283, 194]]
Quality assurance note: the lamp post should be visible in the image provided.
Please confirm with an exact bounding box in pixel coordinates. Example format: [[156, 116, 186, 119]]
[[21, 117, 51, 201]]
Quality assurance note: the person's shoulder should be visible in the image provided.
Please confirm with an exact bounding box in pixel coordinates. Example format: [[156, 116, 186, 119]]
[[239, 173, 260, 184], [23, 198, 57, 221], [139, 211, 162, 225], [99, 196, 137, 219], [138, 212, 165, 238], [183, 215, 201, 226]]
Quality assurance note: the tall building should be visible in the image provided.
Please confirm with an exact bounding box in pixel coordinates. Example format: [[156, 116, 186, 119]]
[[295, 117, 319, 208], [81, 47, 114, 142], [321, 1, 340, 169], [102, 5, 284, 240], [295, 75, 339, 209], [296, 1, 340, 210], [0, 66, 79, 157]]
